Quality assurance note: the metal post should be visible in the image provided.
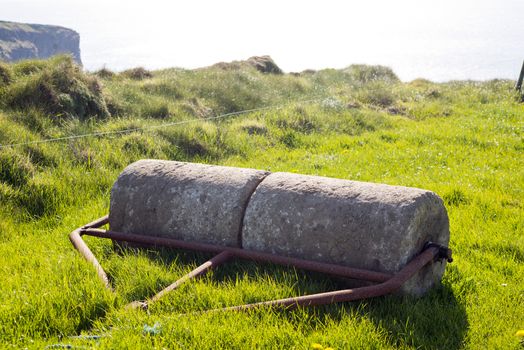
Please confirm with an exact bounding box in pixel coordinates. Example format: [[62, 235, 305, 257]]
[[516, 60, 524, 92]]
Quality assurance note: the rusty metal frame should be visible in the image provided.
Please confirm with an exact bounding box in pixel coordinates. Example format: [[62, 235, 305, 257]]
[[70, 215, 452, 312]]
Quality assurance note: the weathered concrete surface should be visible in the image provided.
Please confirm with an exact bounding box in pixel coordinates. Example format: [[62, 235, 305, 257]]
[[109, 160, 269, 247], [242, 172, 450, 295]]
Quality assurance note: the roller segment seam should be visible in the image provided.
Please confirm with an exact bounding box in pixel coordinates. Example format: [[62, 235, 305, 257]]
[[236, 173, 270, 248]]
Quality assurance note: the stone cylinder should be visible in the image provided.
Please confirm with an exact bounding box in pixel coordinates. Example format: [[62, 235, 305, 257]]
[[109, 161, 449, 296], [241, 172, 450, 295], [109, 159, 269, 247]]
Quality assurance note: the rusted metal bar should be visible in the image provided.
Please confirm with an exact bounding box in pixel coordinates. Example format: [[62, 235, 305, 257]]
[[82, 215, 109, 229], [82, 227, 392, 283], [211, 246, 439, 312], [149, 251, 231, 306], [126, 251, 232, 309], [70, 216, 448, 312], [69, 228, 112, 290]]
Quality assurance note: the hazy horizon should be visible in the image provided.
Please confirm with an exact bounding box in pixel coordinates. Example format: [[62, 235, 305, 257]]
[[1, 0, 523, 81]]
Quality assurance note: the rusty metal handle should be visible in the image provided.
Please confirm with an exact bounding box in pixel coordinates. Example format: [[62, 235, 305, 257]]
[[69, 216, 449, 312]]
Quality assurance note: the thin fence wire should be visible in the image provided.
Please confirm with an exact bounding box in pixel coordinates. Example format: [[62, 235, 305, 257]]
[[0, 97, 324, 149]]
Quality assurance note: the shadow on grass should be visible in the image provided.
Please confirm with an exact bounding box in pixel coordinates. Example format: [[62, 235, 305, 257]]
[[269, 282, 467, 350], [112, 245, 335, 303], [354, 285, 467, 349], [114, 246, 468, 349]]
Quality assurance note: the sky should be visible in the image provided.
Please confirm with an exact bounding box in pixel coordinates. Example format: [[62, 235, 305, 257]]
[[1, 0, 523, 81]]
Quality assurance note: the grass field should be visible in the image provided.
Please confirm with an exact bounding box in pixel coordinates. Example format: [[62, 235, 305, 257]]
[[0, 56, 522, 349]]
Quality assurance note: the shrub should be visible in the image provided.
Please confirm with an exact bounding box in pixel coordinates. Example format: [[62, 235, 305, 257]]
[[181, 98, 213, 118], [121, 67, 153, 80], [5, 56, 110, 120], [277, 107, 318, 134], [93, 67, 115, 79], [321, 97, 345, 111], [409, 78, 432, 87], [443, 189, 470, 207], [104, 93, 126, 116], [280, 131, 299, 148], [301, 69, 317, 75], [425, 88, 442, 99], [141, 102, 170, 119], [357, 87, 396, 108], [238, 120, 268, 135], [343, 64, 399, 83], [11, 59, 48, 76], [0, 62, 12, 86]]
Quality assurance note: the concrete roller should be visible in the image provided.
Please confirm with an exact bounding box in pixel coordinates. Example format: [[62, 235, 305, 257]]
[[109, 160, 449, 296]]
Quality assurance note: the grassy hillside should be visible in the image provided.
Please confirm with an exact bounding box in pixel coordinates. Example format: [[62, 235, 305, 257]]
[[0, 56, 522, 349]]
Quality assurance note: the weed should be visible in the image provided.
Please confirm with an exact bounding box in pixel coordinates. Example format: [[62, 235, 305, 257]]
[[357, 87, 396, 108], [443, 189, 470, 206], [0, 150, 34, 187], [93, 67, 115, 79], [237, 119, 268, 135], [280, 131, 300, 148], [343, 64, 400, 84], [121, 67, 153, 80], [0, 61, 12, 86], [141, 102, 170, 119], [174, 133, 210, 157]]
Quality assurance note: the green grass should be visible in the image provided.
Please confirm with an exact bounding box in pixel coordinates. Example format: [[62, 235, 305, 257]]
[[0, 56, 522, 349]]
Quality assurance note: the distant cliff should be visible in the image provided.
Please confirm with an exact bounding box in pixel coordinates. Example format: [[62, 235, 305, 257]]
[[0, 21, 81, 65]]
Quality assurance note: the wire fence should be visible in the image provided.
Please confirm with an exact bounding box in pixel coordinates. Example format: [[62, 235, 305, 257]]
[[0, 58, 521, 151], [0, 97, 325, 150]]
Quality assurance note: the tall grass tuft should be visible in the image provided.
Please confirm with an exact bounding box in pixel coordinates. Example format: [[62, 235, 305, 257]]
[[4, 56, 110, 120], [0, 149, 34, 187], [121, 67, 153, 80], [0, 61, 12, 86], [343, 64, 400, 84], [93, 67, 116, 79]]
